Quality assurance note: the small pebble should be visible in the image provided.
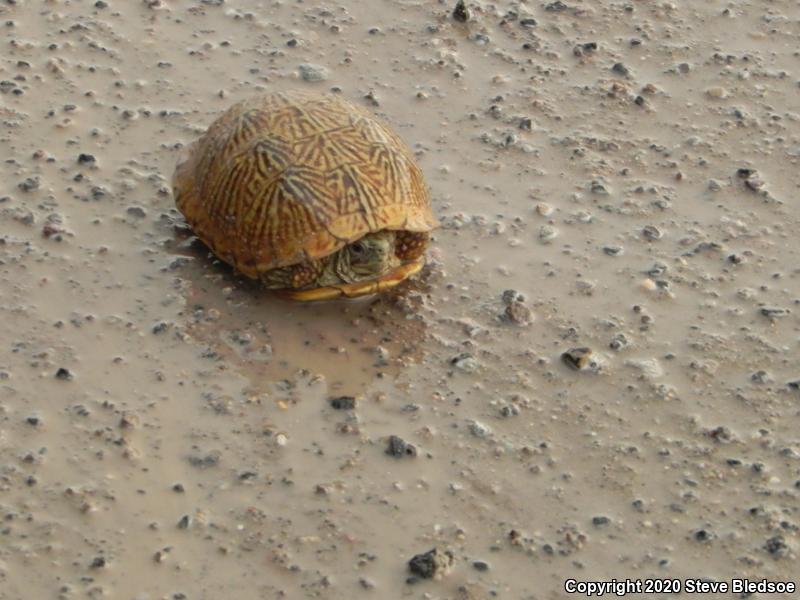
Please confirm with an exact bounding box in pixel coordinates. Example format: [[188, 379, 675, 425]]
[[452, 0, 470, 22], [503, 301, 533, 326], [18, 177, 40, 192], [612, 62, 631, 77], [590, 180, 609, 195], [545, 1, 568, 12], [705, 86, 728, 99], [694, 529, 714, 543], [359, 577, 376, 590], [329, 396, 357, 410], [538, 224, 558, 243], [468, 420, 491, 438], [501, 289, 526, 304], [562, 348, 592, 370], [609, 333, 629, 351], [55, 367, 73, 380], [760, 307, 789, 319], [297, 63, 329, 82], [450, 352, 479, 372], [386, 435, 417, 458], [472, 560, 490, 572], [642, 225, 662, 240], [745, 178, 765, 192], [764, 535, 788, 557], [407, 548, 454, 580]]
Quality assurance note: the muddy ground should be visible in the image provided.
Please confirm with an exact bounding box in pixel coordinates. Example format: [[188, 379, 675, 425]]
[[1, 0, 799, 598]]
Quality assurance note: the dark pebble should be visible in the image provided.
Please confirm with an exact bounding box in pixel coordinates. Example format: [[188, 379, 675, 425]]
[[407, 548, 454, 579], [329, 396, 357, 410], [472, 560, 490, 571], [90, 557, 106, 569], [545, 0, 568, 11], [55, 367, 73, 380], [592, 516, 610, 527], [77, 153, 96, 164], [501, 289, 525, 304], [188, 452, 221, 468], [386, 435, 417, 458], [612, 62, 630, 76], [764, 535, 788, 557], [736, 167, 756, 179], [760, 307, 789, 319], [18, 177, 39, 192], [693, 528, 713, 542], [452, 0, 470, 22]]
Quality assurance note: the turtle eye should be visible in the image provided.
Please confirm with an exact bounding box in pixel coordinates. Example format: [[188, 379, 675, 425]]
[[351, 241, 365, 255]]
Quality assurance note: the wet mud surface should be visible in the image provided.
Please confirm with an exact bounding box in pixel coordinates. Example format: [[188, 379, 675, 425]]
[[1, 1, 799, 598]]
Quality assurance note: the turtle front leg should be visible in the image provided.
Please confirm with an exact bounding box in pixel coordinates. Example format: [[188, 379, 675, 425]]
[[394, 231, 429, 261], [261, 259, 325, 290]]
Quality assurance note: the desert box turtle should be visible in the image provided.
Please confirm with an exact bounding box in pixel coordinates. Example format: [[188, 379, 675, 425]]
[[172, 90, 439, 300]]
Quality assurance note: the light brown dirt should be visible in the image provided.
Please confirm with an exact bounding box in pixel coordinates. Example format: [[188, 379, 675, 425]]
[[1, 1, 799, 599]]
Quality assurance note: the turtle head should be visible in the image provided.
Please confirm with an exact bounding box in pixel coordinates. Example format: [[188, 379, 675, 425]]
[[274, 230, 424, 300], [344, 231, 396, 280]]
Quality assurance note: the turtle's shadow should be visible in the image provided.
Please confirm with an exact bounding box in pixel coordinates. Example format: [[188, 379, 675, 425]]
[[159, 216, 435, 395]]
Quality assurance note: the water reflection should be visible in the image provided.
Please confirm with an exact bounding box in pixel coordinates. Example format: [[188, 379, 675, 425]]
[[163, 223, 433, 397]]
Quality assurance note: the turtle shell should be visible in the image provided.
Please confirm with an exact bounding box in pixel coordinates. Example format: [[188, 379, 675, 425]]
[[172, 90, 438, 279]]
